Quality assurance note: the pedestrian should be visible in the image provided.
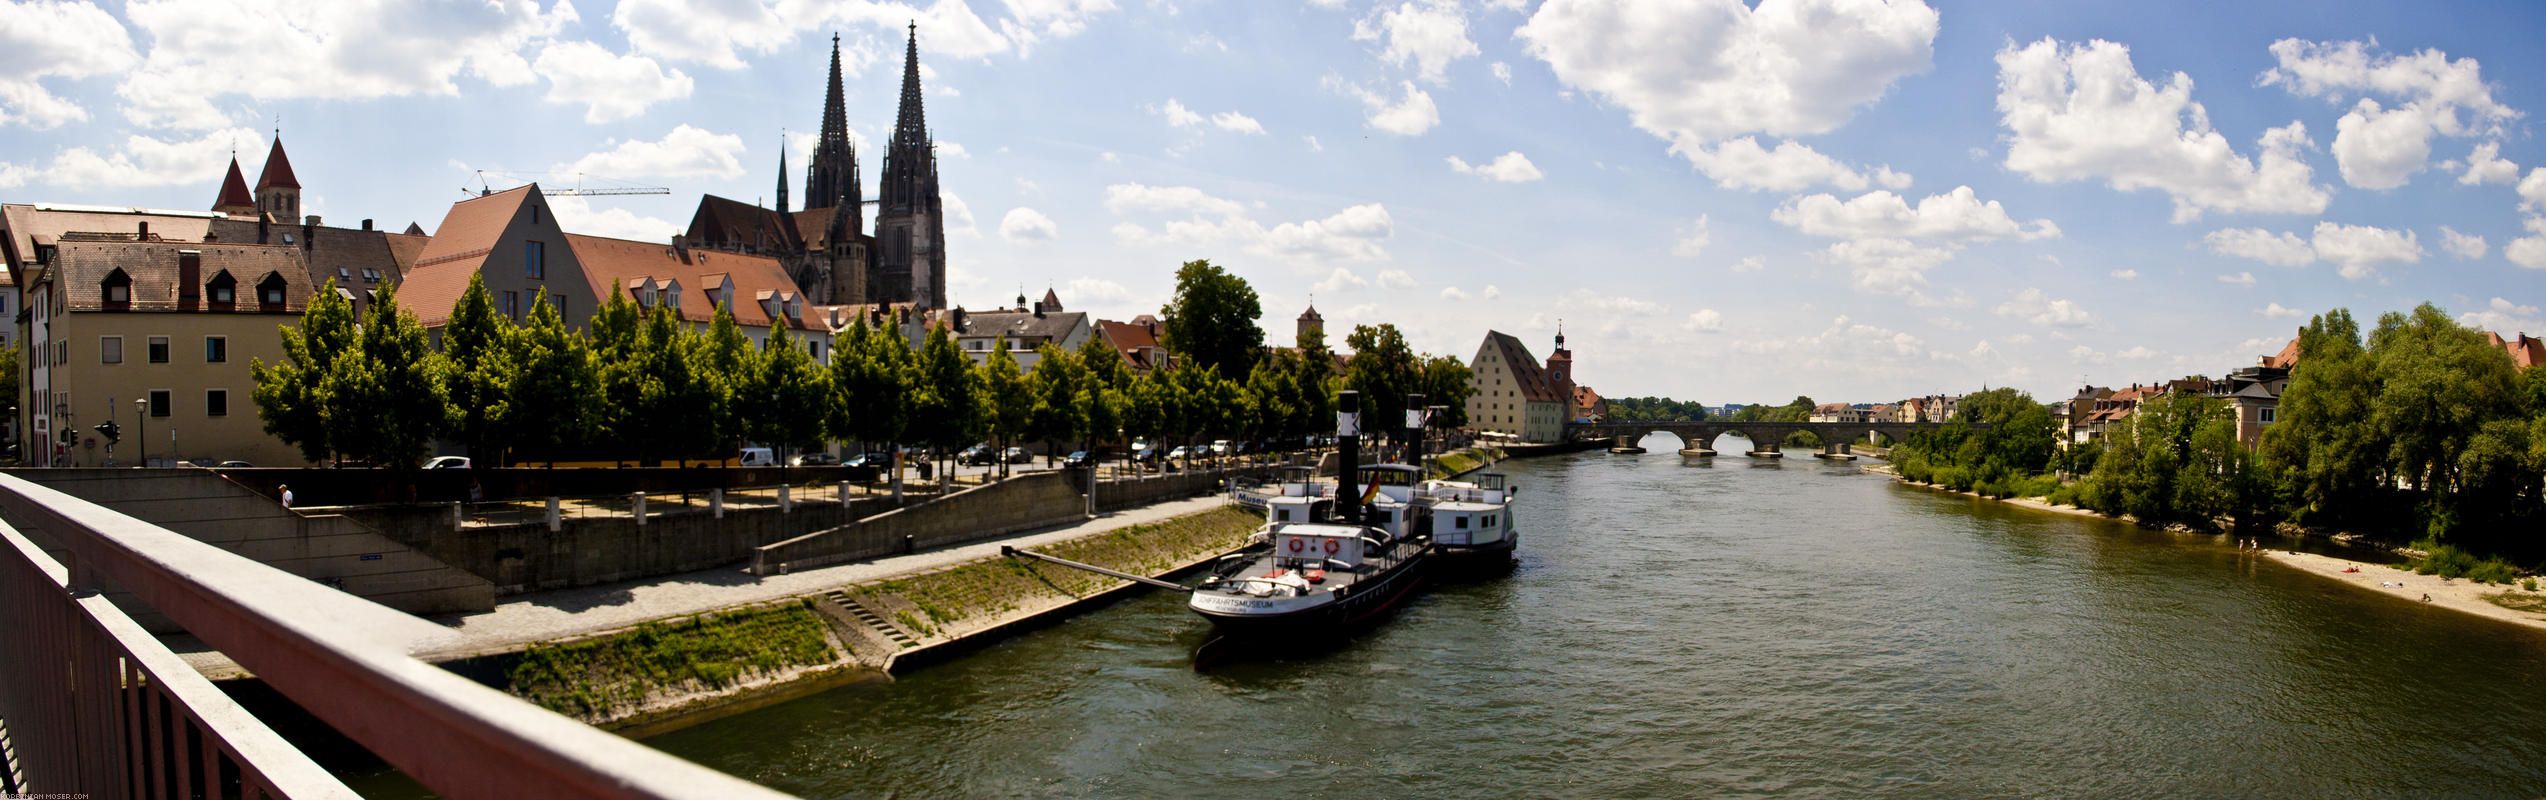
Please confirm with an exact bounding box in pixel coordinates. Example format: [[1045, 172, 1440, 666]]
[[469, 480, 484, 503], [279, 484, 294, 509]]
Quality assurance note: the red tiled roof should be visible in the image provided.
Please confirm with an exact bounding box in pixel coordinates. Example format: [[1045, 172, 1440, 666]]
[[2263, 333, 2302, 369], [255, 137, 299, 190], [213, 157, 254, 210], [566, 234, 811, 330], [1482, 330, 1565, 404], [396, 187, 531, 326], [2487, 331, 2545, 370]]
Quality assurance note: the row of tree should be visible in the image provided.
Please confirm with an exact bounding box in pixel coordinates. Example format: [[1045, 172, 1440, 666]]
[[1890, 302, 2546, 560], [253, 259, 1480, 471]]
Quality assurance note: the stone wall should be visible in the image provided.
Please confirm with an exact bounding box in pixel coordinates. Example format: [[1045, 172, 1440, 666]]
[[217, 465, 883, 506], [353, 493, 901, 595], [4, 468, 496, 632], [752, 472, 1087, 575]]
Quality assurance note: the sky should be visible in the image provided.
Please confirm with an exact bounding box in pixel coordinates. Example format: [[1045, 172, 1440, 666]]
[[4, 0, 2544, 405]]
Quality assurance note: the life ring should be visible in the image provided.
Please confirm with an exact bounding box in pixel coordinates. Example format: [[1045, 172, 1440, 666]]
[[1323, 539, 1341, 555], [1286, 538, 1304, 553]]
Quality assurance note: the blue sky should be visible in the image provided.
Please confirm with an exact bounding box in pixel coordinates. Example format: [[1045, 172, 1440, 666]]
[[4, 0, 2543, 404]]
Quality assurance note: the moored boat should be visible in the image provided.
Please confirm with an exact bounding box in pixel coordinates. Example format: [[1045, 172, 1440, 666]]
[[1419, 471, 1517, 568]]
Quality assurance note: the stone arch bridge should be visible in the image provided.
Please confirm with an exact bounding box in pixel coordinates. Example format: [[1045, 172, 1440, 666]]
[[1565, 419, 1988, 458]]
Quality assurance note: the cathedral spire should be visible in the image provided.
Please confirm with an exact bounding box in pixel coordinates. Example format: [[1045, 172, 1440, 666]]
[[892, 22, 927, 150], [775, 132, 790, 212], [822, 34, 847, 163], [805, 30, 861, 240]]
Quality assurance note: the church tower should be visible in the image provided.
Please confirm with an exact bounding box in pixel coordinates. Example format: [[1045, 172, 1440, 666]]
[[1545, 323, 1576, 417], [804, 34, 861, 221], [254, 135, 301, 224], [875, 22, 946, 309], [211, 153, 255, 217], [1297, 303, 1324, 346]]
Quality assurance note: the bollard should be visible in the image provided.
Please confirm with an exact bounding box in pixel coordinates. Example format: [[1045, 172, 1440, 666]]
[[451, 501, 463, 530], [711, 488, 724, 519], [779, 484, 793, 513], [633, 492, 647, 526], [838, 481, 852, 509], [545, 497, 561, 532]]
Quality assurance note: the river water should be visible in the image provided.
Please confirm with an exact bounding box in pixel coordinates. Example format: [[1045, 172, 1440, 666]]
[[647, 441, 2546, 798]]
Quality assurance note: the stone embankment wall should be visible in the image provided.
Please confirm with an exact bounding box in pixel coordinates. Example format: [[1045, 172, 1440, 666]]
[[4, 468, 495, 631], [355, 494, 902, 595], [752, 472, 1085, 574], [218, 465, 884, 506]]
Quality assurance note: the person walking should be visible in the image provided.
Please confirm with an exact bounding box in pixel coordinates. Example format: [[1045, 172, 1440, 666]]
[[279, 484, 295, 509]]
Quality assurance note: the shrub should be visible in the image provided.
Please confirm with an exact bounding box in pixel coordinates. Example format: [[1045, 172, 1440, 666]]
[[2524, 578, 2537, 592], [2408, 540, 2526, 584]]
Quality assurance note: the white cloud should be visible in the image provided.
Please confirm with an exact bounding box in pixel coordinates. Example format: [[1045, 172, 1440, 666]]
[[1440, 286, 1470, 300], [1677, 137, 1912, 193], [1312, 268, 1368, 294], [559, 125, 745, 179], [1516, 0, 1938, 143], [1377, 269, 1416, 289], [2115, 345, 2159, 360], [1353, 0, 1479, 84], [2258, 302, 2309, 319], [2521, 167, 2546, 213], [2109, 269, 2139, 279], [116, 0, 576, 128], [1995, 37, 2330, 222], [1304, 135, 1323, 152], [2309, 221, 2421, 280], [1341, 80, 1439, 136], [2218, 271, 2257, 287], [1211, 110, 1265, 134], [1684, 309, 1724, 333], [611, 0, 796, 69], [1158, 98, 1204, 128], [1994, 287, 2094, 327], [1671, 215, 1710, 258], [548, 194, 680, 243], [1482, 284, 1502, 299], [19, 126, 262, 188], [1103, 183, 1246, 217], [2439, 226, 2487, 260], [1731, 256, 1765, 273], [936, 142, 970, 159], [1813, 238, 1955, 301], [2204, 227, 2317, 267], [0, 1, 139, 128], [1106, 183, 1396, 263], [1446, 151, 1544, 182], [2458, 141, 2519, 186], [2456, 297, 2543, 332], [2260, 38, 2521, 190], [533, 40, 693, 123], [1490, 61, 1511, 85], [1773, 186, 2059, 241], [943, 191, 980, 237], [999, 206, 1058, 242], [1001, 0, 1119, 41], [2510, 215, 2546, 270], [1065, 276, 1132, 303]]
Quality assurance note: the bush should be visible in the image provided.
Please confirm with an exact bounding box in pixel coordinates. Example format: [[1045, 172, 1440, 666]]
[[2409, 539, 2526, 584], [2524, 578, 2537, 592]]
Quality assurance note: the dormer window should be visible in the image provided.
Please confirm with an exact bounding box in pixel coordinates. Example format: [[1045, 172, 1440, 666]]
[[257, 272, 287, 308], [101, 269, 132, 305], [207, 271, 236, 305], [665, 285, 682, 309], [705, 287, 722, 308]]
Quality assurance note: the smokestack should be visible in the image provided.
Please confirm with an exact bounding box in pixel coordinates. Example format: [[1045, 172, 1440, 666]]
[[1337, 390, 1362, 525]]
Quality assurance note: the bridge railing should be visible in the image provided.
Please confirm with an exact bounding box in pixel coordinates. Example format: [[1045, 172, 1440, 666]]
[[0, 473, 796, 800]]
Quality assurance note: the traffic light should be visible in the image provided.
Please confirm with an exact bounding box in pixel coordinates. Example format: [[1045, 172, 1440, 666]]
[[94, 421, 120, 444]]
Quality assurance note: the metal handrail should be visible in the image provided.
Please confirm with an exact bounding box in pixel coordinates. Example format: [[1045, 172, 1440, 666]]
[[0, 473, 796, 800]]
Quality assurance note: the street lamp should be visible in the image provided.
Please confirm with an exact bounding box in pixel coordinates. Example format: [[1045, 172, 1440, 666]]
[[134, 397, 148, 468]]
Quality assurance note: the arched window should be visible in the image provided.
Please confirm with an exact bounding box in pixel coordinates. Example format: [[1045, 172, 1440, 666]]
[[101, 268, 132, 306]]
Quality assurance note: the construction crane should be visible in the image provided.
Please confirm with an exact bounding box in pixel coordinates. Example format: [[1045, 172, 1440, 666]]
[[467, 171, 670, 197]]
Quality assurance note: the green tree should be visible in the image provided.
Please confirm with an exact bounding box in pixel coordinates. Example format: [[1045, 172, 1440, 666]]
[[2369, 303, 2525, 535], [1244, 353, 1296, 442], [1292, 323, 1337, 441], [507, 290, 601, 466], [696, 304, 758, 456], [747, 325, 834, 463], [442, 273, 519, 465], [327, 283, 449, 469], [1343, 323, 1421, 426], [909, 326, 982, 474], [830, 317, 913, 464], [2259, 309, 2386, 526], [1025, 343, 1084, 465], [1158, 258, 1263, 379], [253, 277, 358, 464], [585, 291, 645, 465], [637, 305, 722, 465], [1419, 353, 1477, 429], [978, 338, 1033, 476]]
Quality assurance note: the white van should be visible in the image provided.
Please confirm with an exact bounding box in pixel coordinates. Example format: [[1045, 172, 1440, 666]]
[[737, 447, 777, 467]]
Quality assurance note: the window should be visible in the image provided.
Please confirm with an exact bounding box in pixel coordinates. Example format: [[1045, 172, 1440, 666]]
[[99, 336, 122, 364], [206, 389, 228, 417], [148, 336, 169, 363], [205, 336, 227, 363], [55, 340, 67, 365], [257, 273, 287, 306], [148, 390, 170, 418], [208, 271, 236, 305], [502, 290, 519, 320], [2260, 407, 2277, 423], [1455, 515, 1469, 529], [553, 296, 567, 320], [525, 241, 545, 279], [102, 269, 132, 304]]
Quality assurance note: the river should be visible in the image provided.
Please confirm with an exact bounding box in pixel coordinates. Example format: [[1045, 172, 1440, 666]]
[[645, 440, 2546, 798]]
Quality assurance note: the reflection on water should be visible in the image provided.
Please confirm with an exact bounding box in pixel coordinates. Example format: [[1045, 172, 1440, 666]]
[[644, 441, 2546, 798]]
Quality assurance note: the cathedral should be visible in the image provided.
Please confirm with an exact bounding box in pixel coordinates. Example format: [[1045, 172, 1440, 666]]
[[684, 24, 947, 309]]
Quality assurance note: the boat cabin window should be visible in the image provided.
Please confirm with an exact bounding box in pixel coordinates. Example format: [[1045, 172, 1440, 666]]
[[1454, 515, 1469, 529], [1483, 515, 1495, 527], [1275, 508, 1294, 522]]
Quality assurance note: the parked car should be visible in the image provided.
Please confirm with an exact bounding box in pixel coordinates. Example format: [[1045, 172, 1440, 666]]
[[795, 453, 839, 466], [1003, 447, 1032, 464], [1210, 440, 1232, 456], [215, 460, 254, 468], [1062, 451, 1093, 468], [957, 445, 998, 466], [1130, 448, 1160, 464], [425, 456, 472, 469], [842, 452, 892, 468], [1167, 446, 1192, 461], [737, 447, 777, 467]]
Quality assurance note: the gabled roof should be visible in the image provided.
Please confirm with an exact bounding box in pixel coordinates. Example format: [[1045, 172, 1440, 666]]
[[396, 187, 534, 326], [2487, 331, 2544, 369], [255, 137, 299, 190], [2263, 332, 2302, 369], [958, 308, 1087, 344], [567, 234, 811, 330], [1039, 287, 1062, 312], [213, 157, 255, 211], [686, 194, 805, 254], [1479, 330, 1565, 404], [47, 240, 312, 313]]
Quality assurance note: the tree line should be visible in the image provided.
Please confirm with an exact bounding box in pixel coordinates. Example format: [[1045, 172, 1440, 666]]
[[1889, 301, 2546, 565], [252, 259, 1478, 471]]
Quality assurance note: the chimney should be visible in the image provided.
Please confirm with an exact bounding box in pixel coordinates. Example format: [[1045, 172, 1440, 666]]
[[305, 215, 321, 227], [1145, 319, 1157, 338], [178, 250, 201, 310], [137, 221, 150, 239], [362, 218, 374, 231], [672, 234, 689, 260], [1033, 301, 1045, 318], [952, 306, 968, 333]]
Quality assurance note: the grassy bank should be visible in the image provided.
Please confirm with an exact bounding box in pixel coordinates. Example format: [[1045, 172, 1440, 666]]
[[850, 505, 1261, 641], [1431, 445, 1505, 479], [504, 600, 841, 720]]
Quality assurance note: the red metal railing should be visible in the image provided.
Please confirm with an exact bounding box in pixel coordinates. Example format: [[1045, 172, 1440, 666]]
[[0, 473, 797, 799]]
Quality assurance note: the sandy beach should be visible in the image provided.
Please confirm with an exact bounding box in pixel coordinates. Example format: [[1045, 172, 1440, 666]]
[[2258, 549, 2546, 633]]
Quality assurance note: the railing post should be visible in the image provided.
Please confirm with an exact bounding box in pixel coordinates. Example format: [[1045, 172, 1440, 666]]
[[838, 481, 851, 509], [632, 492, 646, 526], [545, 497, 561, 532], [779, 484, 792, 513], [711, 488, 724, 519]]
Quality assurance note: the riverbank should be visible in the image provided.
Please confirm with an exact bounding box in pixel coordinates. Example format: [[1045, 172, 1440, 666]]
[[1872, 465, 2546, 633]]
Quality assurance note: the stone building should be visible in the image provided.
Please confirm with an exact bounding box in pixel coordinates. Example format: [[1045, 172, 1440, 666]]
[[1465, 330, 1568, 443], [685, 25, 947, 310]]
